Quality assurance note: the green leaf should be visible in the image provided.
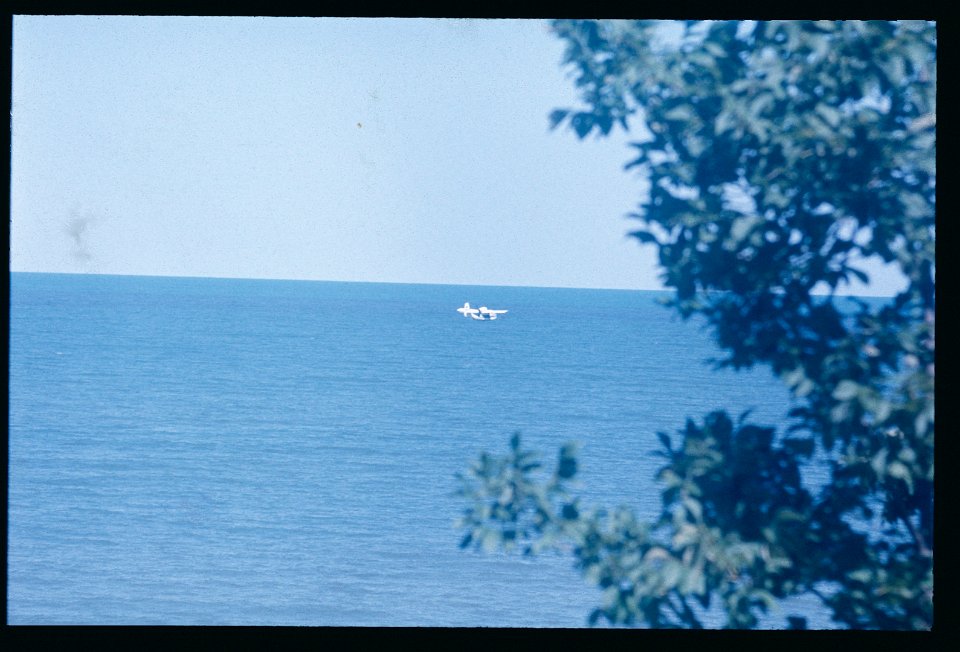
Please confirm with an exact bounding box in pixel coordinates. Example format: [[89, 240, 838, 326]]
[[914, 402, 933, 436], [480, 529, 498, 552], [832, 380, 860, 401], [681, 565, 706, 595], [715, 110, 737, 135], [658, 468, 682, 488], [644, 546, 671, 562], [657, 431, 672, 452], [704, 42, 726, 58], [872, 399, 892, 423], [870, 448, 888, 476], [848, 569, 872, 583], [664, 105, 695, 122], [673, 523, 699, 548], [557, 448, 578, 479], [815, 103, 842, 128], [883, 54, 906, 85], [727, 215, 763, 247], [749, 93, 775, 118], [588, 609, 604, 626], [630, 230, 659, 245], [845, 266, 870, 284], [683, 497, 703, 522], [830, 401, 851, 424], [752, 589, 777, 612], [796, 378, 815, 398], [571, 113, 595, 139], [887, 460, 912, 490], [660, 560, 683, 592], [781, 367, 805, 388], [549, 108, 570, 130]]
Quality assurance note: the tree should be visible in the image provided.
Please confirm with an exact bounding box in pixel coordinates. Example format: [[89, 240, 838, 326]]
[[456, 20, 934, 629]]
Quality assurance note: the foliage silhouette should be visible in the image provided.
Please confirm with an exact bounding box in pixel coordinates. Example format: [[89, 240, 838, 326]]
[[456, 20, 934, 629]]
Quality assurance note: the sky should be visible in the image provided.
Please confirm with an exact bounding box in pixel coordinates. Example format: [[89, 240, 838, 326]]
[[10, 16, 907, 294]]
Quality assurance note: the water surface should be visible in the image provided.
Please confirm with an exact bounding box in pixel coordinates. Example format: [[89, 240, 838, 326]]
[[9, 272, 827, 626]]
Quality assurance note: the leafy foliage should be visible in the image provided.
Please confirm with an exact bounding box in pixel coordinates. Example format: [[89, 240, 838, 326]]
[[457, 20, 934, 629]]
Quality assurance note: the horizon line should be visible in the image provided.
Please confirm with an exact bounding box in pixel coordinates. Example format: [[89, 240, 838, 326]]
[[8, 270, 669, 293], [8, 270, 900, 298], [8, 270, 896, 299]]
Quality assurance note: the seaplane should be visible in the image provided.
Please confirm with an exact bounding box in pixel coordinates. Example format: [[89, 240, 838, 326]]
[[457, 302, 508, 320]]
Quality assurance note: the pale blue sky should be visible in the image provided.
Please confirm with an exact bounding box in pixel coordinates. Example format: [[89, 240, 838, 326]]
[[11, 16, 906, 294]]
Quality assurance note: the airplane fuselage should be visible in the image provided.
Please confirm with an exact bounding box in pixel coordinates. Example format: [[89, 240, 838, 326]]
[[458, 302, 507, 320]]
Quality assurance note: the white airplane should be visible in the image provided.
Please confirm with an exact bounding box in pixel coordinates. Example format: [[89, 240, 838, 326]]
[[457, 302, 508, 320]]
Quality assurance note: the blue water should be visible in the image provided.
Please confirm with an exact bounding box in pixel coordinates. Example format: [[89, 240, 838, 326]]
[[9, 272, 829, 626]]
